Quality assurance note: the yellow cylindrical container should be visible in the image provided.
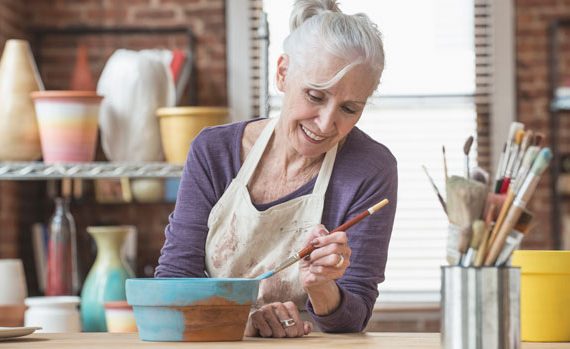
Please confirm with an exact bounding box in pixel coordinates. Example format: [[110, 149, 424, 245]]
[[156, 107, 229, 165], [511, 250, 570, 342]]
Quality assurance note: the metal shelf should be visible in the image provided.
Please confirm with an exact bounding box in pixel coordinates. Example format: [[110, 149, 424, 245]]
[[0, 162, 183, 180]]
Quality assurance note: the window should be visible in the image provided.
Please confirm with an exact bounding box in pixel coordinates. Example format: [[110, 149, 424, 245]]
[[262, 0, 479, 303]]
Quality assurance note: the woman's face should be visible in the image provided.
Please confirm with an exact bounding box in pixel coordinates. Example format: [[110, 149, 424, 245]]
[[276, 54, 378, 158]]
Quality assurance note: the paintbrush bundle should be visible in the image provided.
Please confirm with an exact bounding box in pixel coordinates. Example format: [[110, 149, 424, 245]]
[[426, 122, 553, 267]]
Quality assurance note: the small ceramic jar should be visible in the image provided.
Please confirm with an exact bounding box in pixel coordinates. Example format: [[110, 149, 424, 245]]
[[24, 296, 81, 333], [104, 301, 137, 333]]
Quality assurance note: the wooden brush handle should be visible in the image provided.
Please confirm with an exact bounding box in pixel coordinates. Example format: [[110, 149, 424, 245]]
[[298, 210, 370, 259], [484, 205, 523, 266]]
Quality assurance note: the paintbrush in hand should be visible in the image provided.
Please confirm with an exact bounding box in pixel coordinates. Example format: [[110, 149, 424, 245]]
[[264, 199, 390, 277]]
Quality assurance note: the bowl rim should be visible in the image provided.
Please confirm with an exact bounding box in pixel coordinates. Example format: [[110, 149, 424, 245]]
[[128, 277, 260, 282]]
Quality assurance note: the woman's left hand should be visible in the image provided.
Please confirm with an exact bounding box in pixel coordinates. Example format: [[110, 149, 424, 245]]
[[299, 224, 351, 290], [244, 301, 313, 338]]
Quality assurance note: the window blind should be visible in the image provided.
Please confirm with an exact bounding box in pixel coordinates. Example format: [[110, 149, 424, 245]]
[[250, 0, 264, 118], [475, 0, 492, 171]]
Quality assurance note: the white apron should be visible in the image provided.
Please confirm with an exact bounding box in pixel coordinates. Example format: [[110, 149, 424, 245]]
[[205, 117, 338, 308]]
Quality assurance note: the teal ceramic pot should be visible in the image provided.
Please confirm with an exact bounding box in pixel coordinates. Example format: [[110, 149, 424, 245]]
[[126, 278, 260, 341], [81, 226, 135, 332]]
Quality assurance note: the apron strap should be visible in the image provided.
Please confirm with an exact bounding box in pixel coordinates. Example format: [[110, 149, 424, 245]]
[[312, 142, 338, 196], [235, 117, 279, 184]]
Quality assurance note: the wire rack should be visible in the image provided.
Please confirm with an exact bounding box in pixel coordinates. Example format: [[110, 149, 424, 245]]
[[0, 162, 183, 180]]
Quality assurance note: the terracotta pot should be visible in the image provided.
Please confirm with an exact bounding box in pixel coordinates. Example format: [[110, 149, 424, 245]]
[[156, 107, 229, 164], [0, 304, 26, 327], [0, 39, 44, 160], [126, 278, 260, 341], [70, 45, 95, 91], [31, 91, 103, 163]]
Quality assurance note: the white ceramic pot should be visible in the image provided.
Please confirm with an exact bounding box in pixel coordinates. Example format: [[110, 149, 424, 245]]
[[130, 179, 164, 203], [24, 296, 81, 333], [0, 259, 27, 305]]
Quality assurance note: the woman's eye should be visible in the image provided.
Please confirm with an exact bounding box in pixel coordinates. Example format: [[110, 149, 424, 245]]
[[307, 92, 323, 102], [342, 106, 356, 114]]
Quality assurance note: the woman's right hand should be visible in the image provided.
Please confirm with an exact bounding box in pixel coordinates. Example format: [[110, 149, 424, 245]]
[[244, 301, 313, 338]]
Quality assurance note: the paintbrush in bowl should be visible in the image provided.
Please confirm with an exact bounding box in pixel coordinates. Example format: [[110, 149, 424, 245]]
[[257, 198, 390, 279]]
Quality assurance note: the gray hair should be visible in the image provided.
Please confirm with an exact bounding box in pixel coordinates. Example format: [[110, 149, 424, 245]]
[[283, 0, 385, 91]]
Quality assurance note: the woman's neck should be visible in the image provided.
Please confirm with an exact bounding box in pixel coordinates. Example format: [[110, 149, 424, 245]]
[[269, 122, 324, 179]]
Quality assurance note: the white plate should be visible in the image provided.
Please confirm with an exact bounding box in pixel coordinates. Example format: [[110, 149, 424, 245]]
[[0, 327, 42, 340]]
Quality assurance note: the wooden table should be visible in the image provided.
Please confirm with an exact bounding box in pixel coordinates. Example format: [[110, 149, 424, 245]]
[[1, 332, 569, 348]]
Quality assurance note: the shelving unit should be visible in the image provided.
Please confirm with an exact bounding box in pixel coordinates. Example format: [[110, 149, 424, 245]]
[[548, 19, 570, 249], [0, 162, 183, 180]]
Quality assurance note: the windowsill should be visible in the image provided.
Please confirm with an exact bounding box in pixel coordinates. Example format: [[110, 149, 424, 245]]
[[373, 301, 440, 313], [374, 290, 441, 312]]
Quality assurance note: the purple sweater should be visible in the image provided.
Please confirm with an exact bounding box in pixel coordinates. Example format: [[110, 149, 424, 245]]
[[155, 118, 398, 332]]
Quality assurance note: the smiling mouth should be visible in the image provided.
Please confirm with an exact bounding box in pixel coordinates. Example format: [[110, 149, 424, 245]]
[[300, 125, 326, 143]]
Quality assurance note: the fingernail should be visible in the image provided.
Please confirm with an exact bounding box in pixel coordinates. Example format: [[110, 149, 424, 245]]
[[311, 239, 319, 246]]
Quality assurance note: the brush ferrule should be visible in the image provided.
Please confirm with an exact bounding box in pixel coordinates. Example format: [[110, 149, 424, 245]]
[[274, 255, 300, 273]]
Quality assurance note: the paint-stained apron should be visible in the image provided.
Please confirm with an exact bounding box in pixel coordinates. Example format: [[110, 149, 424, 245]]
[[205, 117, 337, 309]]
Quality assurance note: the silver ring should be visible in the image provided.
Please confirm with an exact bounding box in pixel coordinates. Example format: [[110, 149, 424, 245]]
[[280, 318, 296, 328], [335, 254, 345, 268]]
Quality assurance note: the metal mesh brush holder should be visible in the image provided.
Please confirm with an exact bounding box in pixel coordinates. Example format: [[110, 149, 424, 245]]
[[441, 266, 520, 349]]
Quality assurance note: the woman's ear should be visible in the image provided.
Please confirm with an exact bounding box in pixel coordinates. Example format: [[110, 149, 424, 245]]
[[276, 54, 289, 92]]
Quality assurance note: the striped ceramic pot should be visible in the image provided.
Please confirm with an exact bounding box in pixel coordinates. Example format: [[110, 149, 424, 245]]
[[31, 91, 102, 163]]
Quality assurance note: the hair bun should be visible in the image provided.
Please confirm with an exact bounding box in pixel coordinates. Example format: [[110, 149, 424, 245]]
[[289, 0, 341, 32]]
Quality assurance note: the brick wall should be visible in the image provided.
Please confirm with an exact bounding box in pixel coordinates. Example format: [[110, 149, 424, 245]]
[[27, 0, 226, 106], [516, 0, 570, 249], [0, 0, 227, 294], [0, 1, 27, 45]]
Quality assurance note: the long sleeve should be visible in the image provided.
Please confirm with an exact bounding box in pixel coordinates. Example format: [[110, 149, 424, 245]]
[[154, 125, 239, 278], [307, 134, 398, 332]]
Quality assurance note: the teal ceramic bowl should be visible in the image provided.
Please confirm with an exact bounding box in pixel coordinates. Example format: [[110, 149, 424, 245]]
[[126, 278, 260, 342]]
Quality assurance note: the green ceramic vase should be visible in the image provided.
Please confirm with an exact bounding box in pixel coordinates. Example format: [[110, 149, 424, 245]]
[[80, 226, 134, 332]]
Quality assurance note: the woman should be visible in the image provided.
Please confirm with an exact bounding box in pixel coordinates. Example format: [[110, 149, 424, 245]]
[[156, 0, 397, 338]]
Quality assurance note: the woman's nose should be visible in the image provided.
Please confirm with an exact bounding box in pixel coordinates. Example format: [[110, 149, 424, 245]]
[[315, 106, 336, 133]]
